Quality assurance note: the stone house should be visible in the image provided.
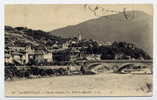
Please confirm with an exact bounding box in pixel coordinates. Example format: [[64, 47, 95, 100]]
[[43, 52, 53, 63], [11, 52, 26, 65], [5, 54, 13, 64]]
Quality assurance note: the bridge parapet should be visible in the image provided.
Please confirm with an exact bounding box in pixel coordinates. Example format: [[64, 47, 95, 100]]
[[85, 60, 153, 74], [85, 60, 153, 64]]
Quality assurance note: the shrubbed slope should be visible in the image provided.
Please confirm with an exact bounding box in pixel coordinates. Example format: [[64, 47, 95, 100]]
[[5, 26, 68, 48]]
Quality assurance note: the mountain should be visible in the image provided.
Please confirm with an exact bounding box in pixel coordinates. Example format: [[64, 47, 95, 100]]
[[50, 11, 153, 56]]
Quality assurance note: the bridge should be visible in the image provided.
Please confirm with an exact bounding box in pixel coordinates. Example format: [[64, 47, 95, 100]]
[[80, 60, 153, 74]]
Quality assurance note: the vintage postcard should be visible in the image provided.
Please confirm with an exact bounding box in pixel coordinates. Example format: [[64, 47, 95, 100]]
[[5, 4, 153, 96]]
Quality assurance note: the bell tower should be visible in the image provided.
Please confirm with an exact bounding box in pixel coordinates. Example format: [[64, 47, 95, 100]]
[[78, 32, 82, 41]]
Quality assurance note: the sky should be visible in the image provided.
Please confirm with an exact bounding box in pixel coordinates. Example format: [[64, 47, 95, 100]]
[[5, 4, 153, 31]]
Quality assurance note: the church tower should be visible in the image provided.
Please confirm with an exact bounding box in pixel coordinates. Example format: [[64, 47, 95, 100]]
[[78, 32, 82, 41]]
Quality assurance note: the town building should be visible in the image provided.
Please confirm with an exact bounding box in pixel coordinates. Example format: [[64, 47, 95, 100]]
[[5, 46, 53, 65]]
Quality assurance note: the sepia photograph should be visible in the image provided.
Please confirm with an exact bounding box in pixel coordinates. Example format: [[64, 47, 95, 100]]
[[4, 4, 153, 96]]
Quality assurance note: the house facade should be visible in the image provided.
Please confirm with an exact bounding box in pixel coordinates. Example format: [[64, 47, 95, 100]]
[[5, 46, 53, 65]]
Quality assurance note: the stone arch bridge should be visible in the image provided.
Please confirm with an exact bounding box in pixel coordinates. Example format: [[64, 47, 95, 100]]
[[81, 60, 153, 73]]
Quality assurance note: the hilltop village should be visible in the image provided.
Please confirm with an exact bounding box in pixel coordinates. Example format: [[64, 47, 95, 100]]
[[5, 26, 151, 66]]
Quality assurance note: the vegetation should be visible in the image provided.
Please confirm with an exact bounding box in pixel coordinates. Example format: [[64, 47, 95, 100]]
[[5, 25, 152, 60]]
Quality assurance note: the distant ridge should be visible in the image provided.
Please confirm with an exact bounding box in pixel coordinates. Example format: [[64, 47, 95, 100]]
[[50, 11, 153, 56]]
